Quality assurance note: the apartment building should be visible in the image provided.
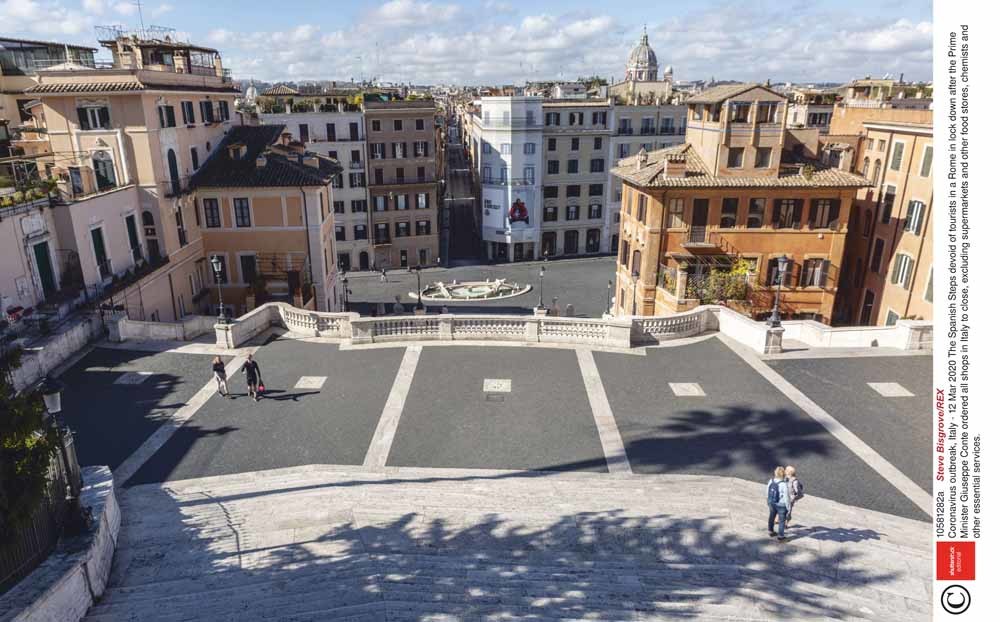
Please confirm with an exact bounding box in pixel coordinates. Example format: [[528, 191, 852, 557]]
[[260, 106, 370, 270], [363, 99, 440, 269], [15, 29, 238, 321], [786, 88, 838, 134], [190, 125, 343, 314], [836, 119, 932, 325], [0, 198, 62, 313], [539, 100, 612, 257], [610, 83, 871, 323]]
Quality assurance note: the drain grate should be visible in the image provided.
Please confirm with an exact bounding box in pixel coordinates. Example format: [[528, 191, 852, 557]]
[[485, 394, 505, 403]]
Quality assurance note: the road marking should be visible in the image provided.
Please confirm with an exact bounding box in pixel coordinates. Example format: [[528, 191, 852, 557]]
[[113, 353, 252, 486], [114, 371, 154, 385], [717, 335, 932, 517], [669, 382, 705, 397], [483, 378, 511, 393], [575, 348, 632, 475], [295, 376, 328, 390], [868, 382, 914, 397], [364, 346, 422, 468]]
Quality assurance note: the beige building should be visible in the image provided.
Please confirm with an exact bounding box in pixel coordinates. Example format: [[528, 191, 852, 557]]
[[14, 31, 238, 321], [363, 100, 440, 269], [837, 120, 932, 325]]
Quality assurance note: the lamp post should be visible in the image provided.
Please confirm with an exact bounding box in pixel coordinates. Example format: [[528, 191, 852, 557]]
[[38, 376, 89, 534], [339, 271, 350, 312], [631, 269, 640, 316], [768, 255, 789, 328], [606, 279, 613, 315], [410, 265, 425, 310], [537, 265, 546, 309], [210, 254, 226, 324]]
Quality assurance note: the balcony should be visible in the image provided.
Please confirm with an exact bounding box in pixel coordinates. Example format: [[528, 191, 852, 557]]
[[349, 161, 365, 170], [480, 116, 542, 129], [370, 176, 437, 187], [481, 177, 535, 187], [616, 127, 634, 136], [373, 235, 392, 246], [639, 127, 657, 136]]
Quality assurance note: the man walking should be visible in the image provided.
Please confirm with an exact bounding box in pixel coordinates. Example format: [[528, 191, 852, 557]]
[[241, 353, 263, 402], [380, 268, 387, 283], [766, 466, 791, 541]]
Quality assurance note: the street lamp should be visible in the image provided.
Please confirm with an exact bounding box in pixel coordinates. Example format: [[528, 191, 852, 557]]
[[410, 265, 425, 310], [537, 264, 546, 309], [339, 270, 350, 312], [768, 255, 789, 327], [210, 254, 226, 324], [37, 376, 89, 534], [631, 269, 640, 316], [606, 279, 613, 315]]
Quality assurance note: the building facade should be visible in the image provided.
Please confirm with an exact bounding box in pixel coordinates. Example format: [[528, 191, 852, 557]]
[[610, 84, 871, 323]]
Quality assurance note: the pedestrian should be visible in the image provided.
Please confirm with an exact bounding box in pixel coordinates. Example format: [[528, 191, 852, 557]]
[[241, 353, 263, 402], [785, 465, 804, 525], [380, 268, 387, 283], [211, 356, 229, 397], [766, 466, 791, 541]]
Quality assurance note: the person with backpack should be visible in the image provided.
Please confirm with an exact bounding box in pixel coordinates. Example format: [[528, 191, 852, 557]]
[[766, 466, 791, 541], [785, 465, 804, 525], [241, 353, 264, 402]]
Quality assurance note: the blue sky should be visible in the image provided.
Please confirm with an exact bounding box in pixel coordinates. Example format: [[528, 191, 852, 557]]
[[2, 0, 933, 85]]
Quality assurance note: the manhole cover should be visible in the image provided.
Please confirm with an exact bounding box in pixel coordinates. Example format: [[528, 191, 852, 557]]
[[485, 394, 505, 403]]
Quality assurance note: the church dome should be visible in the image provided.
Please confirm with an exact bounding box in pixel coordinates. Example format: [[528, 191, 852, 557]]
[[626, 28, 658, 81]]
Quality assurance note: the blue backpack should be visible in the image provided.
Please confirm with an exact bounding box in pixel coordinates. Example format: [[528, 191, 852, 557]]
[[767, 479, 782, 505]]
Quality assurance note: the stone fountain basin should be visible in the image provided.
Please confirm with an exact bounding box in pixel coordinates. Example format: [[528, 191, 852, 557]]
[[407, 280, 533, 302]]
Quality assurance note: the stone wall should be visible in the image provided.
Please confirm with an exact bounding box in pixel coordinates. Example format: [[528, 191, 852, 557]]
[[11, 317, 103, 392], [109, 315, 217, 343]]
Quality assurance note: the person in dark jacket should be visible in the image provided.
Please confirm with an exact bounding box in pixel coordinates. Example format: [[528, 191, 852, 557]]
[[211, 356, 229, 397], [241, 353, 263, 402]]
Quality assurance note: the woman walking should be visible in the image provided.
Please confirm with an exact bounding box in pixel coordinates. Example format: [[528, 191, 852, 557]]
[[766, 466, 791, 541], [211, 356, 229, 397], [241, 353, 263, 402]]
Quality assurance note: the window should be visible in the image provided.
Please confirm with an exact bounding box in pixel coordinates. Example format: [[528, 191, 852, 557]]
[[239, 254, 257, 285], [586, 229, 601, 253], [920, 145, 933, 177], [747, 198, 765, 228], [395, 221, 410, 237], [809, 199, 839, 228], [218, 101, 229, 122], [565, 230, 579, 254], [482, 165, 492, 183], [543, 206, 558, 221], [298, 123, 309, 142], [871, 159, 882, 182], [374, 223, 390, 244], [395, 194, 409, 210], [890, 253, 914, 288], [889, 141, 905, 171], [158, 105, 176, 128], [199, 101, 215, 123], [371, 143, 385, 160], [333, 200, 345, 214], [730, 102, 751, 123], [190, 147, 199, 170], [354, 224, 368, 239], [566, 205, 579, 220], [863, 210, 872, 237], [547, 138, 556, 151], [501, 143, 511, 155], [349, 172, 366, 188], [545, 112, 560, 126], [203, 198, 221, 228], [351, 199, 367, 213], [416, 220, 431, 236], [636, 194, 647, 223], [77, 105, 110, 130], [884, 309, 900, 326], [667, 198, 684, 228], [543, 186, 558, 199], [233, 198, 251, 227], [371, 119, 381, 132], [523, 166, 535, 184], [335, 226, 346, 241], [373, 168, 384, 185], [588, 204, 602, 219], [416, 119, 425, 130], [592, 111, 607, 127], [772, 199, 800, 229], [181, 101, 195, 124], [800, 258, 830, 288], [175, 209, 187, 247], [589, 183, 603, 196], [594, 137, 602, 150], [630, 249, 641, 273], [854, 258, 864, 287], [590, 158, 605, 173], [524, 143, 535, 154], [617, 143, 629, 158], [880, 185, 896, 223], [547, 160, 559, 174], [877, 139, 886, 151], [566, 185, 581, 198], [332, 173, 344, 188], [92, 151, 116, 190], [393, 119, 403, 131], [392, 142, 407, 158], [767, 258, 793, 287], [925, 268, 933, 302], [754, 147, 771, 168], [871, 238, 885, 272], [329, 150, 338, 160], [721, 198, 738, 228], [727, 147, 744, 168], [395, 167, 404, 183], [861, 157, 870, 177], [903, 200, 925, 234], [567, 159, 579, 174], [570, 138, 579, 151], [417, 193, 428, 209]]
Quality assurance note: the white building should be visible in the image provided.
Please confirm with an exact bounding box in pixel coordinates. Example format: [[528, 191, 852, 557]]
[[261, 107, 370, 270]]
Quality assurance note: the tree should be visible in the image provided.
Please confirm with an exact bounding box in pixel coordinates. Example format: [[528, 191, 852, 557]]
[[578, 75, 608, 89], [0, 346, 60, 543]]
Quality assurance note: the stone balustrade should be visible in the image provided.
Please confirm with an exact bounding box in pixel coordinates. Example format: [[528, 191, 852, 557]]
[[203, 302, 933, 355]]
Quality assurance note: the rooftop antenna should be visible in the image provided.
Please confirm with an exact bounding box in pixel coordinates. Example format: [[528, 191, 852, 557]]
[[135, 0, 146, 37]]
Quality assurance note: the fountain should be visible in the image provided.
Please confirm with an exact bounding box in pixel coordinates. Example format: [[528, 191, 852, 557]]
[[408, 278, 532, 302]]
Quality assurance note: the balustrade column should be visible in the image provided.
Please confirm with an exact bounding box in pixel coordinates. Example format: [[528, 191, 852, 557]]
[[675, 263, 689, 300]]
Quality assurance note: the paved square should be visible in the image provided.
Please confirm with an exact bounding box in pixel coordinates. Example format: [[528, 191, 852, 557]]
[[483, 378, 511, 393], [294, 376, 328, 390], [669, 382, 705, 397], [58, 347, 226, 471], [387, 346, 607, 472], [868, 382, 915, 397], [126, 339, 405, 485], [595, 338, 927, 521], [768, 355, 932, 494]]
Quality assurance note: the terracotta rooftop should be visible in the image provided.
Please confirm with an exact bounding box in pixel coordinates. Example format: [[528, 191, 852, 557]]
[[261, 85, 300, 96], [685, 83, 786, 105], [26, 80, 239, 94], [611, 144, 872, 189]]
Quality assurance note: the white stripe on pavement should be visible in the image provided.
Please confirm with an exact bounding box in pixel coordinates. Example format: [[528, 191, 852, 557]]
[[717, 334, 932, 517], [576, 348, 632, 475], [364, 345, 422, 468]]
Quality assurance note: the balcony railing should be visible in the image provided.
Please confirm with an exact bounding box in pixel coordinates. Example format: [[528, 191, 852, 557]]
[[349, 161, 365, 170], [370, 176, 436, 187], [616, 127, 634, 135], [481, 177, 535, 187], [480, 117, 542, 129], [373, 235, 392, 246]]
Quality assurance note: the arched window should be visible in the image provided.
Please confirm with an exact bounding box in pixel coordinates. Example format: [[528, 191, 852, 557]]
[[861, 157, 870, 177], [871, 159, 881, 182], [631, 250, 641, 275], [167, 149, 180, 195], [863, 210, 872, 238], [141, 210, 155, 227], [92, 151, 116, 190]]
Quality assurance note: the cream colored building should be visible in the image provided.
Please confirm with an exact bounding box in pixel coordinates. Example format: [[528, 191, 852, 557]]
[[0, 199, 62, 313]]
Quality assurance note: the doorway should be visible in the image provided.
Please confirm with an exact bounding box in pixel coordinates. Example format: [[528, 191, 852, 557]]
[[359, 251, 370, 271], [691, 199, 709, 242], [33, 241, 57, 297]]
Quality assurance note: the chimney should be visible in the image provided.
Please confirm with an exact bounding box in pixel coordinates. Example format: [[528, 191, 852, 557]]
[[663, 153, 687, 177], [227, 143, 246, 159], [255, 156, 267, 168], [303, 155, 320, 168], [280, 132, 292, 146], [635, 148, 648, 171]]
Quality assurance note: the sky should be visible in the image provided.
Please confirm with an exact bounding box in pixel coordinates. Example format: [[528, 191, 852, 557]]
[[1, 0, 933, 85]]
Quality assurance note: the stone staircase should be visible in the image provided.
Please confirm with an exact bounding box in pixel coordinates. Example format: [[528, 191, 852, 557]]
[[85, 466, 931, 621]]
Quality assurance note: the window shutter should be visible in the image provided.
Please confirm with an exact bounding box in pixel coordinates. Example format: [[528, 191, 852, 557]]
[[808, 200, 818, 227], [820, 260, 830, 287], [771, 200, 782, 226], [98, 107, 110, 128], [828, 200, 840, 226], [912, 202, 924, 234], [891, 255, 902, 284], [792, 200, 803, 228]]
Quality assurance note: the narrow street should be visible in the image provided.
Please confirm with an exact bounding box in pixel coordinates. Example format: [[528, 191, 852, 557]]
[[442, 122, 481, 265]]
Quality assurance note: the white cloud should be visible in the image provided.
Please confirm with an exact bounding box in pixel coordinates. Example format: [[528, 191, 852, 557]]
[[206, 28, 234, 45], [152, 2, 173, 17], [82, 0, 105, 13], [370, 0, 460, 27], [0, 0, 88, 36], [112, 1, 135, 15]]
